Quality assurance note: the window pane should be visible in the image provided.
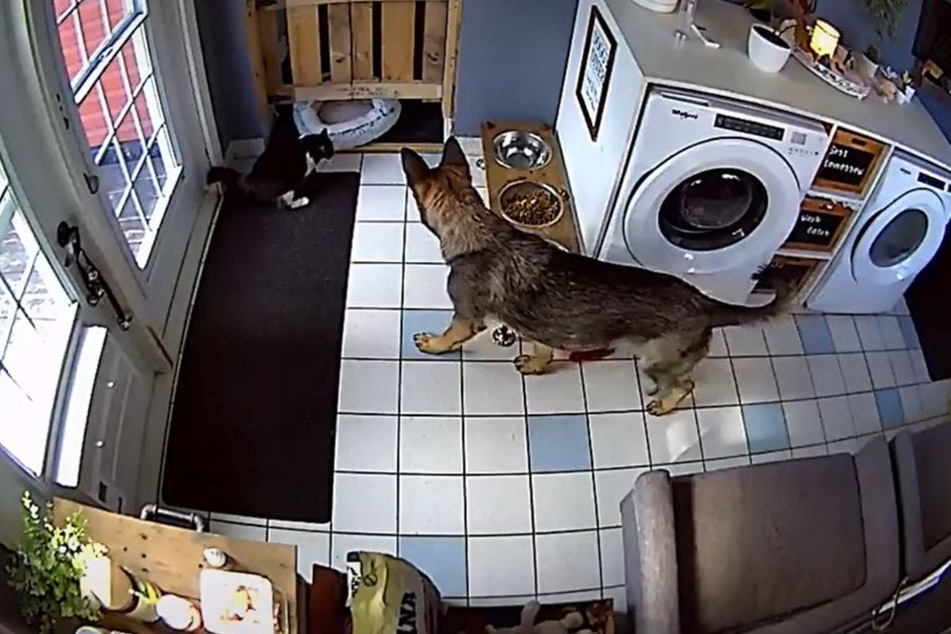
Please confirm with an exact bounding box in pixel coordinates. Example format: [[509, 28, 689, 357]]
[[0, 206, 41, 300], [57, 9, 88, 84], [98, 141, 130, 213], [0, 283, 14, 353], [117, 196, 146, 261], [58, 0, 137, 86], [78, 84, 111, 156], [0, 368, 49, 474], [0, 185, 77, 475], [77, 0, 109, 63]]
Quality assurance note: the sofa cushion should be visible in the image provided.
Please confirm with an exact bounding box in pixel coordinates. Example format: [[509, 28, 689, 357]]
[[672, 455, 867, 634], [912, 424, 951, 550]]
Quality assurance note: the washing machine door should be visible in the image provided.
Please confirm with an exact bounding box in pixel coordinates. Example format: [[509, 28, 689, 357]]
[[851, 189, 947, 285], [624, 138, 802, 274]]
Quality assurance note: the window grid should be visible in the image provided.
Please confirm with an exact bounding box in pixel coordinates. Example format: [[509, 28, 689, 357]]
[[0, 171, 77, 475], [54, 0, 179, 268]]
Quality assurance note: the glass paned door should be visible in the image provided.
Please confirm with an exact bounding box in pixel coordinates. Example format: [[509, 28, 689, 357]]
[[54, 0, 180, 267], [0, 161, 78, 476]]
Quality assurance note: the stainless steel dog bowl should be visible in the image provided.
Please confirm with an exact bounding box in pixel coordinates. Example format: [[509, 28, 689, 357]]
[[492, 131, 552, 170], [499, 180, 565, 229]]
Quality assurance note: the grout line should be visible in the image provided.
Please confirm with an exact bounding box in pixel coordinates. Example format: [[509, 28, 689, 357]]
[[394, 193, 409, 553], [459, 349, 471, 606], [578, 364, 605, 598], [520, 363, 540, 598]]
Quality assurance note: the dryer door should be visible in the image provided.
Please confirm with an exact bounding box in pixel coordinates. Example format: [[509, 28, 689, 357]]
[[851, 189, 947, 285], [624, 138, 802, 274]]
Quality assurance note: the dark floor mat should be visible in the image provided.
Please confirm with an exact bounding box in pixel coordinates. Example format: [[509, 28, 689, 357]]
[[162, 171, 360, 522]]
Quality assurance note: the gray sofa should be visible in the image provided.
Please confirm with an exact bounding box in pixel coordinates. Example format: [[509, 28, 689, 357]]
[[620, 436, 901, 634]]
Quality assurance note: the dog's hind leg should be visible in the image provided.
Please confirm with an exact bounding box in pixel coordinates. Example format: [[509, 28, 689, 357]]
[[414, 314, 485, 354], [515, 342, 555, 375], [642, 330, 711, 416]]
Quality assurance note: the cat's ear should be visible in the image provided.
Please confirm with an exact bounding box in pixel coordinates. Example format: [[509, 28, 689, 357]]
[[401, 148, 430, 188], [320, 128, 331, 140], [440, 137, 469, 172]]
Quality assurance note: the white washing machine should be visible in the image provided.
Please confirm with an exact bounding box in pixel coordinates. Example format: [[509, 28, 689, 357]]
[[597, 89, 829, 305], [809, 152, 951, 314]]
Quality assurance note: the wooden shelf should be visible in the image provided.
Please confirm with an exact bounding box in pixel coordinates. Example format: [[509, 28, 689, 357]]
[[53, 499, 302, 634], [480, 121, 582, 253]]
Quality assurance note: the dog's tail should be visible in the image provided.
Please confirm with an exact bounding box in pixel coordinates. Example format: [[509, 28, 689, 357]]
[[206, 166, 243, 191], [708, 278, 795, 328]]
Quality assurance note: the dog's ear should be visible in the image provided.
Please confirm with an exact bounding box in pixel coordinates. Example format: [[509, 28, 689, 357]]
[[440, 137, 471, 179], [401, 148, 430, 188]]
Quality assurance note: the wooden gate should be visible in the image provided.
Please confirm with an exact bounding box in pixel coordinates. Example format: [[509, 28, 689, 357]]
[[246, 0, 462, 120]]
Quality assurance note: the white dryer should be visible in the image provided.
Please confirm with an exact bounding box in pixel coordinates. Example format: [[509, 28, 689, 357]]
[[597, 89, 829, 305], [809, 152, 951, 314]]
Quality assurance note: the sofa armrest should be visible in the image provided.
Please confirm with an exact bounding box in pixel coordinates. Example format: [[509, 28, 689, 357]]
[[621, 470, 680, 634]]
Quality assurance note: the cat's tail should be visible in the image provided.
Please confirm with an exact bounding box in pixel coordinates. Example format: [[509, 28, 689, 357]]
[[206, 166, 243, 191]]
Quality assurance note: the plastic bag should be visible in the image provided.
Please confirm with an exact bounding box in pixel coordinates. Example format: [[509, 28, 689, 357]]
[[346, 552, 442, 634]]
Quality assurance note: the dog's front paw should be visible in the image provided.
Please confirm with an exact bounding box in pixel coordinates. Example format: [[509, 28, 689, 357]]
[[414, 332, 454, 355], [646, 381, 694, 416], [515, 354, 553, 375]]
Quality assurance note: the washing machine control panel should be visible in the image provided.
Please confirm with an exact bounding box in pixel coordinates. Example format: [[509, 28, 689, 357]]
[[714, 114, 784, 140]]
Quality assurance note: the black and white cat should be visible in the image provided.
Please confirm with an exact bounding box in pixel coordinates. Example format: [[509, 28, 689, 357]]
[[207, 104, 335, 209]]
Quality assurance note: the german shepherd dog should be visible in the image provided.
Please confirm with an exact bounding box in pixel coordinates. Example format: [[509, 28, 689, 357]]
[[402, 138, 788, 415]]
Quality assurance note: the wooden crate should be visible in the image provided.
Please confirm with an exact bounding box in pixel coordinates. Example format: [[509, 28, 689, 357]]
[[248, 0, 462, 120]]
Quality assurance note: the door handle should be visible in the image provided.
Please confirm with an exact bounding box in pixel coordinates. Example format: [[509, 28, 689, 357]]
[[56, 222, 133, 331]]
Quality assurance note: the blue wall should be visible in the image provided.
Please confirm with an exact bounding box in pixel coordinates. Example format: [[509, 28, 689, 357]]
[[195, 0, 264, 148], [814, 0, 924, 71], [453, 0, 579, 135]]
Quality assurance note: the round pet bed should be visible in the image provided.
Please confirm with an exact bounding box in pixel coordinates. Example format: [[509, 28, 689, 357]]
[[294, 99, 401, 150]]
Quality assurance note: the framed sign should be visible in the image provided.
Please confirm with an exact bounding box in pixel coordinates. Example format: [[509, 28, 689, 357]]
[[575, 6, 617, 141], [783, 196, 854, 253], [813, 129, 887, 196]]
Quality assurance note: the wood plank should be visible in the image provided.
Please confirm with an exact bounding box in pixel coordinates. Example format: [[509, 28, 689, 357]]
[[288, 6, 322, 86], [244, 0, 270, 121], [442, 0, 463, 119], [327, 3, 353, 82], [350, 2, 374, 80], [381, 2, 415, 81], [422, 2, 447, 83], [53, 499, 298, 633], [294, 81, 441, 101], [258, 6, 286, 95]]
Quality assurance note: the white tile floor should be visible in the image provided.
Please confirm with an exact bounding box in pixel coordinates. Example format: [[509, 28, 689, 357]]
[[204, 152, 951, 608]]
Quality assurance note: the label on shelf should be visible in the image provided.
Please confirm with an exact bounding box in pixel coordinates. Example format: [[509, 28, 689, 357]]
[[783, 196, 853, 252], [813, 129, 887, 196]]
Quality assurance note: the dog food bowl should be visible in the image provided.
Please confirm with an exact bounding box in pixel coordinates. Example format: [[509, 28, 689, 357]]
[[499, 180, 565, 229], [492, 131, 552, 170]]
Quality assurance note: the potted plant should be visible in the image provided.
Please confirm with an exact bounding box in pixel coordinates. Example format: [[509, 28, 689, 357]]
[[6, 493, 105, 634], [858, 0, 909, 75]]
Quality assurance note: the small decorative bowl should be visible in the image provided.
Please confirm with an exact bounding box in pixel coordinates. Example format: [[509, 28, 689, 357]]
[[492, 131, 552, 170]]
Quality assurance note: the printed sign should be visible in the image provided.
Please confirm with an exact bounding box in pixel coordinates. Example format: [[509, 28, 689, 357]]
[[575, 6, 617, 141]]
